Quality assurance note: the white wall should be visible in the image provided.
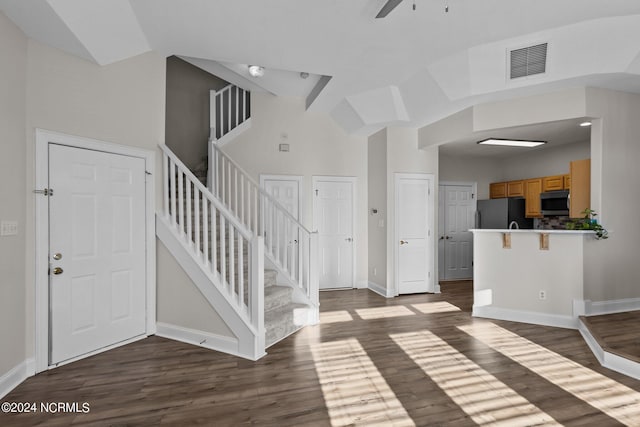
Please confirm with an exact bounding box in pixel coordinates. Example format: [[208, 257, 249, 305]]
[[439, 154, 502, 200], [368, 129, 387, 289], [583, 88, 640, 302], [386, 127, 439, 293], [501, 140, 590, 181], [157, 242, 234, 336], [473, 231, 585, 325], [222, 93, 369, 286], [0, 12, 27, 380], [23, 40, 171, 360]]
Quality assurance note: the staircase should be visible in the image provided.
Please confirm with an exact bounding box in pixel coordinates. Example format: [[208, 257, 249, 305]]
[[157, 83, 318, 360]]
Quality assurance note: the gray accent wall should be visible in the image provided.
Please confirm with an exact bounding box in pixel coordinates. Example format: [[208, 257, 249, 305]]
[[165, 56, 229, 170]]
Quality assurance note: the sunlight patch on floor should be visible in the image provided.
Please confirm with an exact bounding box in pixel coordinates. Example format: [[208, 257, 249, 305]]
[[391, 330, 560, 426], [310, 338, 415, 427], [355, 306, 415, 320], [320, 310, 354, 324], [459, 322, 640, 426], [411, 301, 461, 314]]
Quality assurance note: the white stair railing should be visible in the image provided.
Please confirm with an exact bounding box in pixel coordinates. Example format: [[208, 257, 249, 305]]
[[160, 144, 264, 337], [210, 143, 319, 308], [210, 84, 251, 142]]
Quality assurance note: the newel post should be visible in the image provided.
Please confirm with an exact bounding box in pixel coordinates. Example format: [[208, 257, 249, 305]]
[[250, 235, 265, 356], [308, 232, 320, 324]]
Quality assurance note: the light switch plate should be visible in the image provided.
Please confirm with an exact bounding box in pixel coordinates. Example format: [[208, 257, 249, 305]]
[[1, 221, 18, 236]]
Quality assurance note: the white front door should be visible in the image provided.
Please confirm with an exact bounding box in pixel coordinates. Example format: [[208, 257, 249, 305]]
[[396, 174, 435, 294], [313, 177, 354, 289], [440, 184, 475, 280], [49, 144, 147, 364]]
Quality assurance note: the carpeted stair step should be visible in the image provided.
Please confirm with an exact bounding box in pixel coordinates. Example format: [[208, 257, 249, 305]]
[[265, 285, 293, 312], [265, 302, 308, 348]]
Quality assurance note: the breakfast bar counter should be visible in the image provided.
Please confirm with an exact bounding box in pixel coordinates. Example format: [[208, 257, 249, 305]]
[[470, 229, 594, 329]]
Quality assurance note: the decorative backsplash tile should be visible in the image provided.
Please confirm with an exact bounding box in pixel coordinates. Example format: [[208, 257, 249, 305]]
[[534, 216, 571, 230]]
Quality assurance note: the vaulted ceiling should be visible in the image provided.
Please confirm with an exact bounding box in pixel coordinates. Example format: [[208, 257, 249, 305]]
[[3, 0, 640, 135]]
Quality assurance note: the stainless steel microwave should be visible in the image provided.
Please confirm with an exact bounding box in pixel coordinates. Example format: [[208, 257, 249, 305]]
[[540, 190, 569, 216]]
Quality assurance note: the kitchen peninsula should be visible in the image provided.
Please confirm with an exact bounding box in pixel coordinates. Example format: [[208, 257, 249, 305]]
[[471, 228, 595, 329]]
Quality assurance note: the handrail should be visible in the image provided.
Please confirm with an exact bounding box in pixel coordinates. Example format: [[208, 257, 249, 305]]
[[210, 142, 318, 305], [160, 144, 264, 332], [212, 145, 311, 233], [210, 84, 250, 142], [160, 144, 252, 240]]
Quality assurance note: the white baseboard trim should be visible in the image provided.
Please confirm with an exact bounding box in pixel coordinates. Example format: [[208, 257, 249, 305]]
[[583, 298, 640, 316], [355, 280, 368, 289], [0, 358, 35, 400], [473, 305, 578, 330], [156, 322, 255, 360], [367, 281, 393, 298], [578, 319, 640, 380]]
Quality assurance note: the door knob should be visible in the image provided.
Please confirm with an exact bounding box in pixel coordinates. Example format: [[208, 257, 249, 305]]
[[439, 236, 444, 240], [53, 253, 62, 260], [345, 237, 353, 242], [445, 236, 451, 240], [400, 240, 408, 245], [52, 267, 63, 275]]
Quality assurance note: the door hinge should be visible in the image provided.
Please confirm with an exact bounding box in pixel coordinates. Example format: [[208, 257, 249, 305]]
[[315, 189, 318, 196], [33, 188, 53, 196], [472, 193, 475, 199], [145, 171, 152, 175]]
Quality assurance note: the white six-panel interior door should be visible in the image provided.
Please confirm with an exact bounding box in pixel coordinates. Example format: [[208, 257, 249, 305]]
[[395, 173, 435, 295], [438, 183, 475, 281], [312, 177, 355, 290], [260, 174, 303, 273], [34, 130, 154, 373], [48, 144, 147, 365]]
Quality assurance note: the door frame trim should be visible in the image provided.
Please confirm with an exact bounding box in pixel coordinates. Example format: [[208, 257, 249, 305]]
[[394, 173, 435, 296], [311, 175, 357, 289], [34, 129, 156, 373], [259, 174, 304, 221]]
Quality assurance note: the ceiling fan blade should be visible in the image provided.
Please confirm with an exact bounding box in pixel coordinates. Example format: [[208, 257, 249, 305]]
[[375, 0, 403, 18]]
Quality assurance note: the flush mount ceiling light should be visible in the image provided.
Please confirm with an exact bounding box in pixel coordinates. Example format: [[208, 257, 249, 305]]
[[579, 121, 592, 127], [248, 65, 265, 78], [477, 138, 547, 148]]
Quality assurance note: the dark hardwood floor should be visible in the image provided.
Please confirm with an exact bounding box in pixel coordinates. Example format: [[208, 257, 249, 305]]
[[582, 310, 640, 363], [2, 281, 640, 426]]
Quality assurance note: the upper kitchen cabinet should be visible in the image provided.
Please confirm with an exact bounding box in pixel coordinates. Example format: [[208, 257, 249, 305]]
[[490, 182, 507, 199], [507, 180, 525, 197], [569, 159, 590, 218], [542, 175, 564, 192], [525, 178, 543, 217]]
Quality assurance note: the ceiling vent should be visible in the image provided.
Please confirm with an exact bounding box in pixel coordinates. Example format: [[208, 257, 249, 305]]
[[510, 43, 547, 79]]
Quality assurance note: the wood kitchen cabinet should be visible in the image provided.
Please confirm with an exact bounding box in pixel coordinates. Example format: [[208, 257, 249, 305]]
[[542, 175, 564, 192], [490, 182, 507, 199], [507, 180, 525, 197], [525, 178, 543, 217], [563, 174, 571, 190], [569, 159, 590, 218]]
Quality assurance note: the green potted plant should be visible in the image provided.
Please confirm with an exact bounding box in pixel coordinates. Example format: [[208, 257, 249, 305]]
[[565, 208, 609, 239]]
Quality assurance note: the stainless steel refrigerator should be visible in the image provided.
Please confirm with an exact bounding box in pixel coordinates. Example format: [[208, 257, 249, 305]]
[[476, 198, 533, 229]]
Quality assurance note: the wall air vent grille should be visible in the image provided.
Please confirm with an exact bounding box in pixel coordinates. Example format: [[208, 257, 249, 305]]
[[510, 43, 547, 79]]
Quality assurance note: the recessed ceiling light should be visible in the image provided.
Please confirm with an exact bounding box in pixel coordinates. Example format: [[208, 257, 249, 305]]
[[248, 65, 265, 78], [579, 121, 592, 127], [477, 138, 547, 148]]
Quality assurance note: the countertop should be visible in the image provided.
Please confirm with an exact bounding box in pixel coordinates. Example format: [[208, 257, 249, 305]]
[[470, 229, 594, 234]]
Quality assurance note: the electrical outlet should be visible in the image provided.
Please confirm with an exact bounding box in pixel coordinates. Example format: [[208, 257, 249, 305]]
[[373, 267, 377, 276], [538, 290, 546, 300], [0, 221, 18, 236], [378, 219, 384, 228]]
